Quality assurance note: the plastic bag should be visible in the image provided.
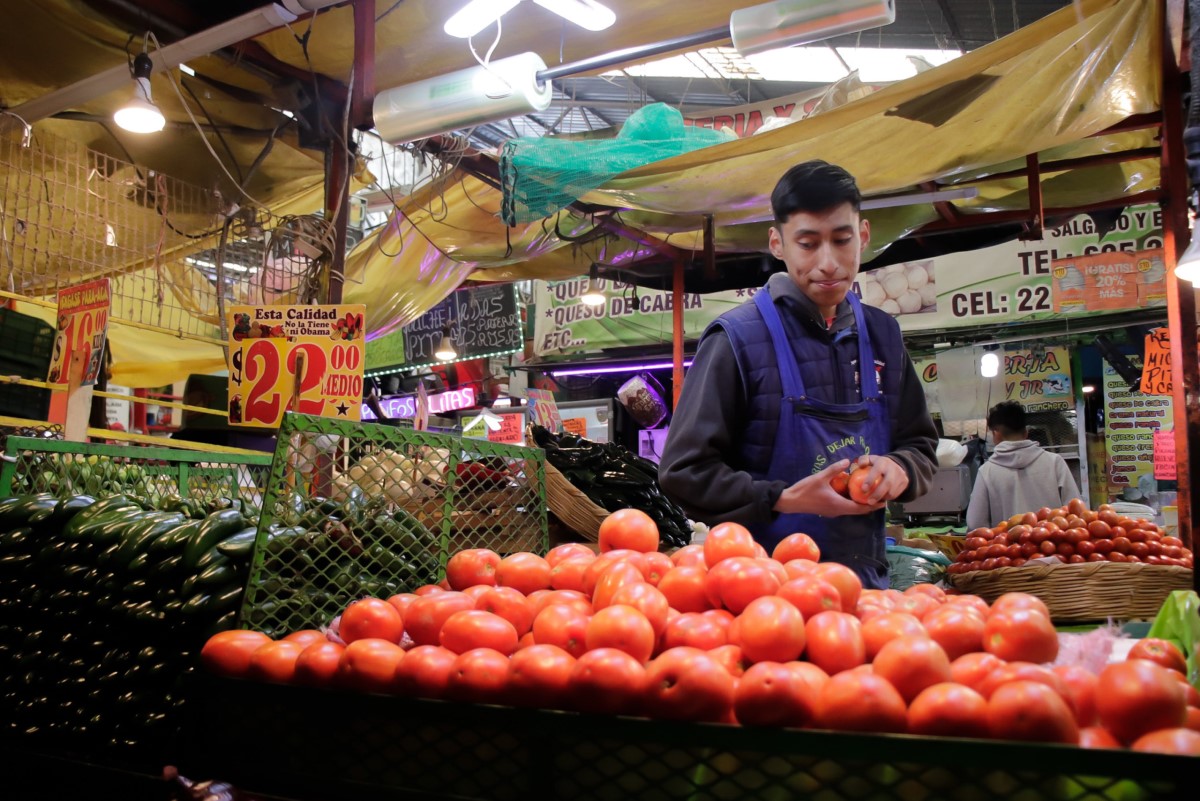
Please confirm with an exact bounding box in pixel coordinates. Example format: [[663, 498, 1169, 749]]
[[1147, 590, 1200, 689], [617, 372, 668, 429], [935, 438, 968, 468], [885, 544, 951, 590]]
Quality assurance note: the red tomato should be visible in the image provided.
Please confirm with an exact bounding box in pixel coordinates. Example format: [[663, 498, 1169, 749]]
[[414, 584, 445, 596], [847, 468, 881, 504], [977, 661, 1066, 700], [338, 638, 406, 693], [403, 592, 476, 646], [945, 594, 991, 617], [283, 629, 327, 648], [782, 558, 820, 580], [815, 671, 907, 733], [861, 612, 927, 661], [710, 643, 751, 678], [644, 647, 736, 722], [610, 582, 670, 637], [585, 604, 656, 663], [569, 648, 648, 715], [922, 605, 985, 661], [660, 612, 727, 651], [439, 610, 520, 656], [657, 565, 711, 613], [462, 585, 492, 603], [830, 470, 851, 497], [591, 560, 646, 610], [906, 584, 947, 603], [703, 522, 758, 568], [531, 603, 590, 658], [445, 647, 510, 703], [339, 597, 405, 644], [804, 611, 866, 676], [580, 550, 642, 597], [495, 552, 552, 595], [812, 562, 862, 611], [757, 557, 790, 587], [598, 508, 660, 553], [1127, 638, 1188, 675], [201, 630, 272, 677], [549, 556, 593, 593], [1051, 664, 1098, 726], [734, 661, 822, 727], [1130, 728, 1200, 755], [777, 577, 842, 619], [474, 585, 534, 637], [545, 542, 595, 567], [246, 640, 304, 684], [772, 532, 822, 564], [392, 645, 457, 698], [950, 652, 1006, 692], [734, 596, 807, 663], [507, 644, 576, 709], [907, 682, 989, 738], [293, 640, 344, 687], [989, 592, 1050, 619], [386, 592, 418, 621], [445, 548, 501, 590], [704, 556, 782, 613], [983, 609, 1058, 663], [1187, 706, 1200, 732], [670, 544, 707, 567], [872, 636, 951, 703], [1078, 726, 1122, 749], [1096, 659, 1187, 744], [640, 551, 675, 586], [987, 680, 1079, 743]]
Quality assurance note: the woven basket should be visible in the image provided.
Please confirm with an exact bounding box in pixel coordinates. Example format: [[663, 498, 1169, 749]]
[[543, 461, 608, 542], [949, 561, 1193, 622]]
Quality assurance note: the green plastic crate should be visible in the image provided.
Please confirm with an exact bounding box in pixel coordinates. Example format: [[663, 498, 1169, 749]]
[[0, 436, 271, 509], [240, 413, 548, 637]]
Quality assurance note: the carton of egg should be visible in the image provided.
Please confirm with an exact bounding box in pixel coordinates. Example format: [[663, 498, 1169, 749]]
[[856, 261, 936, 315]]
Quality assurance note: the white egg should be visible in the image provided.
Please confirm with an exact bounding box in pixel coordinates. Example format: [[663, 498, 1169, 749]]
[[882, 273, 909, 300], [897, 289, 923, 314], [919, 283, 938, 307], [905, 265, 929, 289], [862, 281, 887, 306], [880, 299, 901, 315], [883, 263, 906, 276], [924, 262, 936, 280]]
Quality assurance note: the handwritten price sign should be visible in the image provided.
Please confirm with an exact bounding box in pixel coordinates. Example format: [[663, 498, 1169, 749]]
[[227, 304, 365, 428], [47, 279, 111, 386]]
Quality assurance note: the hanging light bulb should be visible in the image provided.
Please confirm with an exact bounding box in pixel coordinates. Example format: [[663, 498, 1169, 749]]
[[1175, 235, 1200, 283], [533, 0, 616, 31], [435, 326, 458, 361], [444, 0, 521, 38], [114, 52, 166, 134], [980, 351, 1000, 378], [580, 265, 606, 306]]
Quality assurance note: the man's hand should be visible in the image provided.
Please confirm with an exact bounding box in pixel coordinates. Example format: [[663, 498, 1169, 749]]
[[773, 459, 883, 517], [852, 454, 909, 504]]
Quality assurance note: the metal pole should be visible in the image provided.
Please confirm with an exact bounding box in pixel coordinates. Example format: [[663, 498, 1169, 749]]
[[536, 26, 730, 83], [672, 256, 685, 409]]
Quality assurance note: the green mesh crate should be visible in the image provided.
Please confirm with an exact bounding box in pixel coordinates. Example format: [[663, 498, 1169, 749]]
[[184, 676, 1194, 801], [0, 436, 271, 509], [240, 413, 548, 636]]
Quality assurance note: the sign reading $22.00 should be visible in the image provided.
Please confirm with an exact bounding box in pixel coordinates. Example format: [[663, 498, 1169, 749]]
[[227, 304, 365, 428]]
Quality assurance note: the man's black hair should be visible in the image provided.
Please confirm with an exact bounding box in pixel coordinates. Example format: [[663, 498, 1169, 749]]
[[987, 400, 1027, 437], [770, 160, 863, 224]]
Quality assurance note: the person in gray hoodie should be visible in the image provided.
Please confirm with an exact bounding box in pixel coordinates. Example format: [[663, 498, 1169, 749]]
[[965, 400, 1081, 530]]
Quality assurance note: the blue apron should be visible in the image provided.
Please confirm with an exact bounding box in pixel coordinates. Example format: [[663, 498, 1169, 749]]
[[750, 289, 892, 589]]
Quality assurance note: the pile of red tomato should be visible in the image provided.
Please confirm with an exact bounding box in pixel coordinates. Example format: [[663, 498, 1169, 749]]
[[202, 508, 1200, 755], [948, 498, 1194, 574]]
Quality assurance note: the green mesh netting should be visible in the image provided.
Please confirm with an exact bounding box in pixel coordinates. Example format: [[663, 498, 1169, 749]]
[[500, 103, 730, 225]]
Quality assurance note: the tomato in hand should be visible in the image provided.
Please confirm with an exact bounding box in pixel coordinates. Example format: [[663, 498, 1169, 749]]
[[829, 471, 851, 498], [598, 508, 660, 553], [847, 468, 881, 504]]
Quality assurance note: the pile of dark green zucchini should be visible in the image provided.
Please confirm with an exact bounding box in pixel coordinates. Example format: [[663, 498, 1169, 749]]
[[531, 425, 691, 549]]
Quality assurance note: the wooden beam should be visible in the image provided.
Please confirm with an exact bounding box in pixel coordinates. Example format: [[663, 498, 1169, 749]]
[[1025, 154, 1044, 239], [912, 190, 1163, 236], [350, 0, 376, 130], [672, 255, 686, 409]]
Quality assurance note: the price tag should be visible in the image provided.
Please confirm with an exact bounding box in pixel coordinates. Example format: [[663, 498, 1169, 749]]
[[527, 388, 563, 432], [562, 417, 588, 439], [488, 412, 525, 445], [47, 279, 110, 386], [1140, 328, 1172, 396], [1153, 429, 1176, 480], [227, 304, 365, 428]]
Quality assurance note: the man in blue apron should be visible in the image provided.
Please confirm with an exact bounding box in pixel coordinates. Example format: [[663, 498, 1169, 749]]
[[659, 161, 937, 589]]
